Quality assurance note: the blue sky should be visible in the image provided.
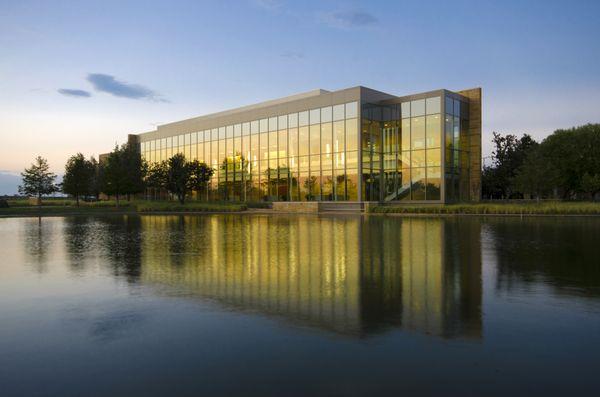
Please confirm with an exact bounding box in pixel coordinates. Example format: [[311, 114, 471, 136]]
[[1, 0, 599, 193]]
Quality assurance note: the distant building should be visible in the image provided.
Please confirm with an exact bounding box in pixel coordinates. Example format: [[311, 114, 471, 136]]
[[123, 86, 481, 203]]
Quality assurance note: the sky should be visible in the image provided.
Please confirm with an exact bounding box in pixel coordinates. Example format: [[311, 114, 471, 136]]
[[1, 0, 599, 194]]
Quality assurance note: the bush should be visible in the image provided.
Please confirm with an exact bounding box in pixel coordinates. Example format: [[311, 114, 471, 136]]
[[369, 202, 600, 215], [136, 201, 247, 213], [0, 199, 8, 208]]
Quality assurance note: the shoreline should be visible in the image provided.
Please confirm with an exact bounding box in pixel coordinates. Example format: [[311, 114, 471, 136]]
[[2, 208, 600, 218]]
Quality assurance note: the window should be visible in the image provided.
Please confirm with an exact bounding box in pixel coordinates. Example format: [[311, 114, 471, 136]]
[[309, 124, 320, 155], [299, 111, 309, 126], [259, 118, 268, 133], [333, 104, 344, 121], [278, 115, 287, 129], [401, 102, 410, 118], [333, 120, 344, 153], [401, 118, 410, 151], [445, 96, 454, 114], [269, 117, 277, 131], [299, 126, 309, 156], [426, 97, 441, 114], [321, 122, 332, 155], [411, 117, 425, 149], [309, 108, 320, 124], [288, 113, 298, 128], [346, 119, 358, 151], [426, 114, 441, 148], [345, 102, 358, 119], [426, 149, 441, 167], [411, 99, 425, 117], [289, 128, 298, 157], [321, 106, 332, 123]]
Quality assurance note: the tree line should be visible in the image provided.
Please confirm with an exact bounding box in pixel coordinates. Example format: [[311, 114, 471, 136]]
[[19, 144, 213, 206], [482, 124, 600, 200]]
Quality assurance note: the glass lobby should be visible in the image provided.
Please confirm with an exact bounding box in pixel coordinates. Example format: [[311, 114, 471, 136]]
[[141, 102, 359, 202], [362, 94, 470, 202]]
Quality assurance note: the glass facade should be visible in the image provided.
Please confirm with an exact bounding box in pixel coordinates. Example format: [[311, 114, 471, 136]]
[[139, 89, 474, 203], [141, 102, 359, 201], [361, 94, 469, 202]]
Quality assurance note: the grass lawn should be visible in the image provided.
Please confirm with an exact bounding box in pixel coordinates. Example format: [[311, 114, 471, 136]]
[[369, 201, 600, 215], [0, 199, 247, 217]]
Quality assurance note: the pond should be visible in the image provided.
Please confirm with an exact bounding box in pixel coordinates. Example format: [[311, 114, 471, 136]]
[[1, 214, 599, 396]]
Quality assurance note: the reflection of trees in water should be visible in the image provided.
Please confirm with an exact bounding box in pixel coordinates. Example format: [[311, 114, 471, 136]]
[[22, 217, 54, 274], [63, 216, 97, 274], [138, 215, 482, 339], [94, 215, 143, 283], [488, 218, 600, 297]]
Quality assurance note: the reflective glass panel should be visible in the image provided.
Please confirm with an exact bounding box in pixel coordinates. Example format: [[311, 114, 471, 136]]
[[309, 108, 320, 125], [426, 114, 441, 148], [321, 106, 332, 123], [333, 120, 345, 153], [333, 104, 344, 121], [411, 99, 425, 117], [401, 102, 410, 118], [278, 115, 287, 129], [299, 111, 309, 127], [346, 119, 358, 151], [426, 97, 441, 114], [299, 126, 309, 156], [411, 117, 425, 149], [259, 119, 268, 133], [309, 124, 320, 155], [345, 102, 358, 119], [426, 149, 441, 167], [269, 117, 277, 131], [288, 113, 298, 128], [321, 122, 332, 155], [401, 118, 411, 151]]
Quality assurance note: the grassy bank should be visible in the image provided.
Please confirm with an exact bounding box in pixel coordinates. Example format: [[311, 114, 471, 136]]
[[369, 202, 600, 215], [0, 200, 247, 217], [136, 201, 246, 212]]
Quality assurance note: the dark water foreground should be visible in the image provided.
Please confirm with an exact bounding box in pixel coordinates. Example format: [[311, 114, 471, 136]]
[[1, 214, 599, 396]]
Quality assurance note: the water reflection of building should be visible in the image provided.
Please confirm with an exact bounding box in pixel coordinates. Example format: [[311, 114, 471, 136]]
[[139, 215, 482, 339]]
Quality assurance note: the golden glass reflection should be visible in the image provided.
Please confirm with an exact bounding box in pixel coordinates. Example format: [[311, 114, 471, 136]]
[[137, 216, 481, 339]]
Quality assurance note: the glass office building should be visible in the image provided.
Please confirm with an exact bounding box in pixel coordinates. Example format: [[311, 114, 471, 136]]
[[135, 86, 481, 203]]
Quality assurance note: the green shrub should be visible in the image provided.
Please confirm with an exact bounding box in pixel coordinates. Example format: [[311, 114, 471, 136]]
[[135, 201, 247, 213], [369, 202, 600, 215]]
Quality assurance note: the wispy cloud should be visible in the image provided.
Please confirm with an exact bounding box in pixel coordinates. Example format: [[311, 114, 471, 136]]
[[319, 10, 378, 29], [86, 73, 167, 102], [252, 0, 283, 11], [57, 88, 92, 98], [280, 51, 304, 60]]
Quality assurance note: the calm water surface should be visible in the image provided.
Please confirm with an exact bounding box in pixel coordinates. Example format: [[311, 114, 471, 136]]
[[1, 214, 599, 396]]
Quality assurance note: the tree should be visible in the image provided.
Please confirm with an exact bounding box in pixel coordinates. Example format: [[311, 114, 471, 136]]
[[482, 132, 538, 199], [189, 160, 214, 201], [101, 145, 129, 206], [166, 153, 193, 204], [88, 156, 102, 200], [581, 173, 600, 200], [18, 156, 59, 205], [512, 147, 558, 201], [145, 161, 168, 199], [122, 144, 146, 200], [62, 153, 95, 206]]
